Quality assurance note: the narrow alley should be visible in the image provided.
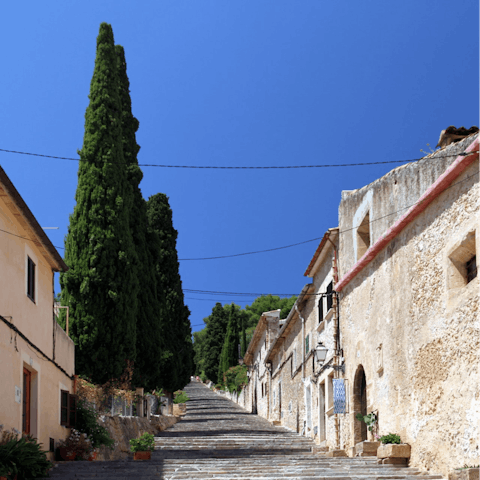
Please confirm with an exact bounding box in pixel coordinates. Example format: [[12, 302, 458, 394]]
[[44, 381, 446, 479]]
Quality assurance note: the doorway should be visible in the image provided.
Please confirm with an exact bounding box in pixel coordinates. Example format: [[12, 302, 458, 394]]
[[318, 382, 326, 442], [353, 365, 367, 444], [23, 368, 31, 435], [305, 385, 312, 433], [278, 381, 282, 419]]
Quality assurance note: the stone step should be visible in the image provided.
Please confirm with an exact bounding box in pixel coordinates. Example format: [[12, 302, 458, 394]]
[[41, 381, 444, 480]]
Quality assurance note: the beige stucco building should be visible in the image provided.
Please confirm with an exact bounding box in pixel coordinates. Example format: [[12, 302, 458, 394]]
[[0, 166, 74, 459], [336, 134, 479, 476]]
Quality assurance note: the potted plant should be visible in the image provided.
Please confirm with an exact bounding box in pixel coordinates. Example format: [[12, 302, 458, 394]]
[[377, 433, 411, 464], [450, 464, 480, 480], [57, 429, 94, 461], [172, 390, 189, 415], [129, 433, 155, 460]]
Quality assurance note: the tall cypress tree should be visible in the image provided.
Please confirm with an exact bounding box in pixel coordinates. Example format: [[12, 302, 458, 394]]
[[60, 23, 138, 384], [218, 304, 240, 384], [147, 193, 194, 391], [115, 45, 162, 390], [202, 303, 230, 382]]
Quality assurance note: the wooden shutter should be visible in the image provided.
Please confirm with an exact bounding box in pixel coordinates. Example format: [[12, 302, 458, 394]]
[[68, 394, 77, 428], [23, 368, 31, 434], [326, 282, 333, 311], [60, 390, 69, 426], [27, 257, 35, 301]]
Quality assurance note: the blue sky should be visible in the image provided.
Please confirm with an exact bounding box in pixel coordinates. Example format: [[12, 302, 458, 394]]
[[0, 1, 478, 333]]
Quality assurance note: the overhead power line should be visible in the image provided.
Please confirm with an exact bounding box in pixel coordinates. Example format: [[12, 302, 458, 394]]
[[0, 170, 477, 260], [0, 147, 471, 169]]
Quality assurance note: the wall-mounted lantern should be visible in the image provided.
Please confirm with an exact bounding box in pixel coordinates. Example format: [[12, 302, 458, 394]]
[[314, 342, 328, 363]]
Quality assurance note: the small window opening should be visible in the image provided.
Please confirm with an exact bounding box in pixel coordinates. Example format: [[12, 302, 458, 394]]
[[318, 297, 324, 323], [448, 231, 477, 289], [466, 255, 477, 283], [27, 257, 35, 302], [356, 211, 371, 259], [326, 282, 333, 312]]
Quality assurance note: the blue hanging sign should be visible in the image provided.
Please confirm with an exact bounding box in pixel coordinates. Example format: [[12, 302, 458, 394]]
[[333, 379, 346, 414]]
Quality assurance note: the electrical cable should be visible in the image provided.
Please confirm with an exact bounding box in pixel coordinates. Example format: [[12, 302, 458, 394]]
[[0, 147, 473, 169], [0, 170, 478, 262]]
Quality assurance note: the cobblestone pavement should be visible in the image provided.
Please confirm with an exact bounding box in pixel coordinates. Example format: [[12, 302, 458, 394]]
[[44, 381, 445, 479]]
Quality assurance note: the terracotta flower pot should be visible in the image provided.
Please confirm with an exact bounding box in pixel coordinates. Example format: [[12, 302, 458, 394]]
[[59, 447, 76, 461], [88, 451, 98, 461], [133, 451, 152, 460]]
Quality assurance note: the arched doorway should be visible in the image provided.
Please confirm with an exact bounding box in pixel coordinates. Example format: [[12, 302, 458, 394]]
[[353, 365, 367, 444]]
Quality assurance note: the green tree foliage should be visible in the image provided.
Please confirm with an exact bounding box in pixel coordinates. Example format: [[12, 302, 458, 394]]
[[223, 365, 248, 394], [193, 328, 208, 376], [60, 23, 138, 383], [193, 295, 297, 382], [218, 304, 240, 384], [244, 295, 297, 327], [201, 303, 230, 382], [147, 193, 194, 391], [115, 45, 162, 390]]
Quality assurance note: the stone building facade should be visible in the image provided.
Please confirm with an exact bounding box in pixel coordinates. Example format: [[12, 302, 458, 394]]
[[237, 132, 478, 478], [335, 134, 479, 476], [242, 310, 282, 418], [241, 229, 346, 451]]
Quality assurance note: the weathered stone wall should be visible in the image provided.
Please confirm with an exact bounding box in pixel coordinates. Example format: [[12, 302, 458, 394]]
[[264, 235, 349, 450], [338, 137, 479, 477], [96, 414, 178, 460]]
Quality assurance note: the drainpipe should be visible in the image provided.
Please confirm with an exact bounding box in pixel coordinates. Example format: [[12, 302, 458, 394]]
[[327, 237, 341, 450], [295, 305, 305, 379]]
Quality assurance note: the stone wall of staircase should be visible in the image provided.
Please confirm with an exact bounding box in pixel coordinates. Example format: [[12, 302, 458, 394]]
[[96, 414, 178, 461]]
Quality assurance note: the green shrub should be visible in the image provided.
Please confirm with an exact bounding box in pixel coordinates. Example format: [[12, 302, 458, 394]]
[[379, 433, 401, 444], [76, 399, 114, 449], [173, 390, 190, 404], [223, 365, 248, 394], [129, 433, 155, 452], [355, 412, 377, 433], [199, 371, 208, 383], [0, 436, 52, 479]]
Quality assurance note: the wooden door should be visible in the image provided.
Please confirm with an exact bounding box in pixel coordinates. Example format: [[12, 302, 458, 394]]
[[23, 368, 31, 434]]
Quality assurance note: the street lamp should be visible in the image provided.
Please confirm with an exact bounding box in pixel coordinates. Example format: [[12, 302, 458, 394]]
[[314, 342, 328, 363]]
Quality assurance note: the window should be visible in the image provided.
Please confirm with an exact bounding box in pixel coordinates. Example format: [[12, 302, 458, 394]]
[[305, 334, 310, 354], [356, 211, 371, 259], [318, 297, 324, 323], [60, 390, 77, 427], [326, 281, 333, 312], [448, 231, 477, 289], [27, 257, 35, 302], [293, 347, 297, 371], [327, 374, 334, 410], [23, 368, 31, 434], [467, 255, 477, 283]]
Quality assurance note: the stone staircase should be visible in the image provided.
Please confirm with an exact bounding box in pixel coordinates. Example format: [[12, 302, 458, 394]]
[[43, 381, 445, 479]]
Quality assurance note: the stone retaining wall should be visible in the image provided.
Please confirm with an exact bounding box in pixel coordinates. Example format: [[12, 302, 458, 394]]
[[97, 414, 178, 460]]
